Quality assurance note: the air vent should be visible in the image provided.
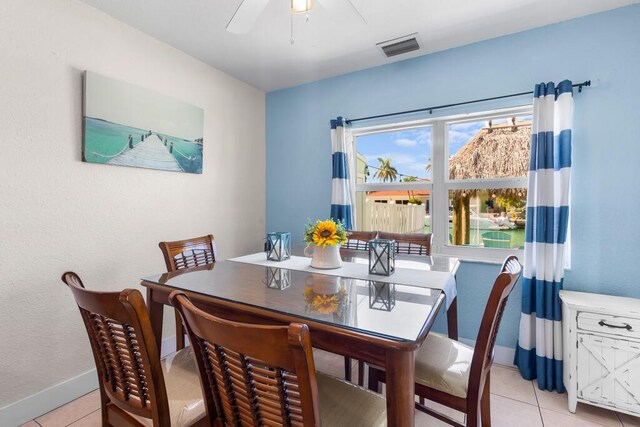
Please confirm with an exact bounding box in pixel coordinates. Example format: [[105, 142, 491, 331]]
[[377, 33, 421, 58]]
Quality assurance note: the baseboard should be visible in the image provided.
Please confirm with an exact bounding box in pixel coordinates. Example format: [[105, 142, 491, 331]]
[[0, 335, 177, 427], [459, 337, 516, 367], [492, 345, 516, 367], [0, 369, 99, 427]]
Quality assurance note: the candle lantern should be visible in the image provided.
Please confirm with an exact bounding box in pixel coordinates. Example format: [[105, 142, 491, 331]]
[[266, 232, 291, 261], [368, 239, 396, 276], [265, 267, 291, 290]]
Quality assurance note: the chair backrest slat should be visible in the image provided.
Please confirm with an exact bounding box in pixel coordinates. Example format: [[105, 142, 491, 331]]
[[159, 235, 217, 272], [344, 230, 378, 251], [378, 232, 433, 255], [61, 272, 170, 426], [170, 291, 321, 427], [467, 256, 522, 404]]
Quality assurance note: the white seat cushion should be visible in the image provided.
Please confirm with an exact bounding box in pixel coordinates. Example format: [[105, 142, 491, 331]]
[[317, 373, 387, 426], [134, 346, 206, 427], [414, 333, 474, 398]]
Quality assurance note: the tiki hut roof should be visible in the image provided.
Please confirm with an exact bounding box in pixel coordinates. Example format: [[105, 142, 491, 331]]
[[449, 121, 531, 180]]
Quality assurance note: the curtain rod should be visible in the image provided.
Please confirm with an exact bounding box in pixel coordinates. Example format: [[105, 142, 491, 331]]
[[345, 80, 591, 125]]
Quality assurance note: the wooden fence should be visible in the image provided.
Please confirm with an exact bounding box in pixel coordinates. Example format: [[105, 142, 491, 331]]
[[362, 202, 426, 233]]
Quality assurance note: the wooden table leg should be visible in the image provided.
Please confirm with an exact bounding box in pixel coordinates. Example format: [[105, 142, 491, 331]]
[[385, 349, 415, 427], [344, 357, 352, 382], [358, 361, 365, 387], [175, 311, 185, 350], [447, 297, 459, 341], [146, 287, 164, 355]]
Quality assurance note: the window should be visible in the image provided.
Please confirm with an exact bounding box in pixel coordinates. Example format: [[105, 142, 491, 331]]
[[353, 106, 532, 260], [354, 125, 433, 235]]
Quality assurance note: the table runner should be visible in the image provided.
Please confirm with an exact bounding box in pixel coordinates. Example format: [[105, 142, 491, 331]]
[[229, 252, 456, 309]]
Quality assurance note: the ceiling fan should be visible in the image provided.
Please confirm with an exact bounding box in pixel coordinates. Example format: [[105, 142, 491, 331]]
[[226, 0, 366, 34]]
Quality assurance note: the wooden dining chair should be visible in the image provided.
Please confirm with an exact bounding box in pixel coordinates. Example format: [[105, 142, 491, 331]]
[[169, 291, 388, 426], [343, 230, 378, 251], [60, 272, 207, 427], [159, 234, 217, 350], [377, 231, 433, 255], [367, 255, 522, 427]]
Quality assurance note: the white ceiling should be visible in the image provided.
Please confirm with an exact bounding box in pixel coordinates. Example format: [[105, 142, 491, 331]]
[[79, 0, 637, 92]]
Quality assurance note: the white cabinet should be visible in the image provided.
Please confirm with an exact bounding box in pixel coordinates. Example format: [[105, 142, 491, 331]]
[[560, 290, 640, 417]]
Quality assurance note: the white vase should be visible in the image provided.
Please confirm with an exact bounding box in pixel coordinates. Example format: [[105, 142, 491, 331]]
[[304, 244, 343, 269]]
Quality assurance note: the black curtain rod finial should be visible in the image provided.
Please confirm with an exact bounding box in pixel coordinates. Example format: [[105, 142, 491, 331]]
[[577, 80, 591, 93]]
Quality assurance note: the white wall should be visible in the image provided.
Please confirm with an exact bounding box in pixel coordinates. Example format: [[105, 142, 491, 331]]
[[0, 0, 265, 420]]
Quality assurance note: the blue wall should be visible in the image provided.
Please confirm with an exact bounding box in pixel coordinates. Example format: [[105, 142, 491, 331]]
[[266, 5, 640, 347]]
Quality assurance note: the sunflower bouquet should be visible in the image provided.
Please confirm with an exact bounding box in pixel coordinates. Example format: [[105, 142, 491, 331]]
[[303, 219, 348, 247]]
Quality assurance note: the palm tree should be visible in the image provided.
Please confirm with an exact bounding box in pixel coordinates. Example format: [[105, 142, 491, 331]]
[[402, 175, 417, 199], [373, 157, 398, 182], [424, 156, 432, 174]]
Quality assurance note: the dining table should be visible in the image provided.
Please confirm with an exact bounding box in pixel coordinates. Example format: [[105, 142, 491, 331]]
[[141, 246, 459, 427]]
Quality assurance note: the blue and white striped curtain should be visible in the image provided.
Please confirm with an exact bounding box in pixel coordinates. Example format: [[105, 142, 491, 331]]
[[330, 117, 355, 230], [515, 80, 574, 392]]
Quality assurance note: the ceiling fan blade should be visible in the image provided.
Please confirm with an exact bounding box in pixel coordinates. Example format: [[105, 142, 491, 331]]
[[226, 0, 271, 34], [316, 0, 367, 24]]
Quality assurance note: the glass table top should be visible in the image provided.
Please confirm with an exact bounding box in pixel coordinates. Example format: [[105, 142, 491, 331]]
[[143, 260, 444, 343]]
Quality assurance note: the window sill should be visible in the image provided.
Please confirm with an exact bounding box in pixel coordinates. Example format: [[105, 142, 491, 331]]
[[435, 246, 524, 265]]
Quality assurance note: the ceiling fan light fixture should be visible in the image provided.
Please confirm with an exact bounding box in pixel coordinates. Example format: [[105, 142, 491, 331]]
[[291, 0, 314, 14]]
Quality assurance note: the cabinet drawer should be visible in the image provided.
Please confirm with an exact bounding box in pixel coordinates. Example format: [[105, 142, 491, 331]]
[[577, 312, 640, 340]]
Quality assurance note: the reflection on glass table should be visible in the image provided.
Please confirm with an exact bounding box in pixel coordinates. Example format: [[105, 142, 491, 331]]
[[369, 282, 396, 312]]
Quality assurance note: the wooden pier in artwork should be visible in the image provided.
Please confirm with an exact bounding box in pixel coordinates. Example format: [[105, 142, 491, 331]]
[[107, 134, 183, 172]]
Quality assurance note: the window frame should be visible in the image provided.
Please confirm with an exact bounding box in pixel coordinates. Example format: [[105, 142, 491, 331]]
[[352, 105, 532, 263]]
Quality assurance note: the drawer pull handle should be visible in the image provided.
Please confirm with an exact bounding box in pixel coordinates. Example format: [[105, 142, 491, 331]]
[[598, 320, 632, 331]]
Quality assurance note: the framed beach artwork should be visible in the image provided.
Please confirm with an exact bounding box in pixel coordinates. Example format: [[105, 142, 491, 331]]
[[83, 71, 204, 174]]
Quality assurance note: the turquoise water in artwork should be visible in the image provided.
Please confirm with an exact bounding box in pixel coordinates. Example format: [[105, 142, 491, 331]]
[[157, 133, 203, 174], [84, 117, 203, 173], [84, 118, 145, 163]]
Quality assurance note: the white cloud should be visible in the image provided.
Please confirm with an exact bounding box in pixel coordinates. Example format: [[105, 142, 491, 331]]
[[448, 123, 483, 155], [396, 128, 431, 145], [416, 132, 431, 145], [395, 138, 417, 147]]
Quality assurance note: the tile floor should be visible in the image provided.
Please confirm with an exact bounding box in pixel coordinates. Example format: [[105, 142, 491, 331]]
[[20, 349, 639, 427]]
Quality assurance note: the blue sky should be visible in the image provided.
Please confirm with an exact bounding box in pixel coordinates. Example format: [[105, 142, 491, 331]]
[[356, 116, 531, 182], [356, 127, 434, 181]]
